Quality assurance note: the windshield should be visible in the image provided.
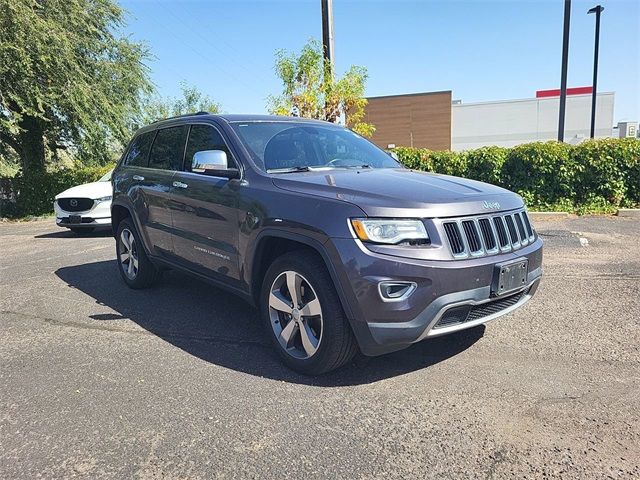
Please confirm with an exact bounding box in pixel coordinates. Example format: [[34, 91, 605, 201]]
[[230, 122, 401, 172], [98, 169, 113, 182]]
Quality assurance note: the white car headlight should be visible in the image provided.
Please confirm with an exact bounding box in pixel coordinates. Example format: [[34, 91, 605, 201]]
[[351, 218, 429, 245], [95, 195, 112, 203]]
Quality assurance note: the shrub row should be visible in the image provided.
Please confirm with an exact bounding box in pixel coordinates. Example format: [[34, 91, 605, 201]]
[[1, 138, 639, 217], [395, 138, 640, 213], [0, 165, 113, 218]]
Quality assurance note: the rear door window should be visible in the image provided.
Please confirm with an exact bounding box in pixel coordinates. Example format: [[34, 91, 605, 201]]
[[184, 124, 236, 171], [124, 131, 155, 167], [149, 125, 189, 171]]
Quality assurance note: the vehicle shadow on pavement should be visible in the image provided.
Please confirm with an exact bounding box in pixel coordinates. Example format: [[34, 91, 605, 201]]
[[36, 230, 112, 239], [56, 260, 485, 386]]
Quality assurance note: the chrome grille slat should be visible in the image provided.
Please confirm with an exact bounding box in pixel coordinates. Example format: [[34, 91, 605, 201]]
[[478, 218, 497, 252], [493, 216, 510, 249], [441, 209, 535, 259], [521, 211, 535, 239], [443, 222, 465, 255], [462, 220, 482, 253], [514, 213, 528, 245], [504, 214, 521, 248]]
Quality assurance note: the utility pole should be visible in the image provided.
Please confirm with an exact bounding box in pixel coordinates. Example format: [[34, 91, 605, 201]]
[[321, 0, 334, 78], [558, 0, 571, 142], [588, 5, 604, 138]]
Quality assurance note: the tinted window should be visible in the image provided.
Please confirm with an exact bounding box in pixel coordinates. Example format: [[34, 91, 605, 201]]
[[149, 125, 189, 171], [184, 124, 235, 171], [124, 131, 155, 167], [230, 122, 400, 172]]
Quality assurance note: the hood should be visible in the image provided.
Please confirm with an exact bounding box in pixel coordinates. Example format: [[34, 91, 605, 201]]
[[272, 168, 524, 218], [56, 181, 112, 200]]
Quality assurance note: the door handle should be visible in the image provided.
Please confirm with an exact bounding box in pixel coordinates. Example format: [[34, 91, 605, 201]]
[[172, 181, 188, 189], [132, 175, 145, 181]]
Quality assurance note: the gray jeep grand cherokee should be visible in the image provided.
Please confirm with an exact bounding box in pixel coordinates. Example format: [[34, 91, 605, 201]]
[[111, 113, 543, 374]]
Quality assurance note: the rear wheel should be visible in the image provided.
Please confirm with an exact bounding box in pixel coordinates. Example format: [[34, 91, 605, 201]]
[[115, 218, 157, 289], [261, 251, 357, 375]]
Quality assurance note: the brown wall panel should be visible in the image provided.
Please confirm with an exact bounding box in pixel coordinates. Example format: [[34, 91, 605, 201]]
[[363, 91, 452, 150]]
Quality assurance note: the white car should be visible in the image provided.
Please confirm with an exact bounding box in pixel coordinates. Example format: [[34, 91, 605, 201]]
[[54, 170, 113, 233]]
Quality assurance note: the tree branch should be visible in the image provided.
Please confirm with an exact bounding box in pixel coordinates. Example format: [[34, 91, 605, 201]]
[[0, 130, 21, 154]]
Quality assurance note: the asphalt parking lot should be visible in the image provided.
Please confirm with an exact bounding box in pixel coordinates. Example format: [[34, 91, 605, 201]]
[[0, 216, 638, 479]]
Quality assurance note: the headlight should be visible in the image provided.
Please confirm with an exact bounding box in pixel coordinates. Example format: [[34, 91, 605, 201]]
[[351, 218, 429, 245], [95, 195, 112, 203]]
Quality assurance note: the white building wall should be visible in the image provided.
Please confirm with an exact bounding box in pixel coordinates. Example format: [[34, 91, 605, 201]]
[[451, 92, 615, 151]]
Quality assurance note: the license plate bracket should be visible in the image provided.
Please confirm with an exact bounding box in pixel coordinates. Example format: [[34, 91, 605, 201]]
[[492, 259, 528, 296], [69, 215, 82, 224]]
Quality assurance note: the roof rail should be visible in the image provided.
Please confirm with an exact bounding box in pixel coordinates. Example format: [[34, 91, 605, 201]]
[[152, 111, 211, 123]]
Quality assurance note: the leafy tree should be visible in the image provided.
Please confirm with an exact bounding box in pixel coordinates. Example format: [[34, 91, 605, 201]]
[[268, 39, 375, 137], [0, 0, 153, 172], [140, 82, 221, 125]]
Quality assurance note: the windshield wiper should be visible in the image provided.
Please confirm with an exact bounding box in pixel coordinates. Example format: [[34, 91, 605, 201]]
[[337, 164, 372, 169], [267, 166, 312, 174]]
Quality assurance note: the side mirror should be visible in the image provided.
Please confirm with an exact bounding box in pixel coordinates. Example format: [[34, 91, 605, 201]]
[[387, 151, 399, 161], [191, 150, 239, 178]]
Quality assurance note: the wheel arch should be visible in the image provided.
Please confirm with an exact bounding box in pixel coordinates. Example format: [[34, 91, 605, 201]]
[[110, 203, 131, 237], [110, 201, 154, 257], [250, 230, 355, 321]]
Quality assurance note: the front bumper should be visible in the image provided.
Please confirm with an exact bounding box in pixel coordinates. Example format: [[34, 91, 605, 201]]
[[367, 275, 540, 346], [326, 236, 543, 356], [54, 200, 112, 229]]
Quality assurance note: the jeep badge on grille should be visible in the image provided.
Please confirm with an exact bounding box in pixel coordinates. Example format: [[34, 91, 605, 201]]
[[482, 200, 501, 210]]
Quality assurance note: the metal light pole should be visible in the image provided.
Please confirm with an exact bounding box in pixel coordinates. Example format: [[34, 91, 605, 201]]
[[558, 0, 572, 142], [321, 0, 335, 77], [321, 0, 335, 122], [588, 5, 604, 138]]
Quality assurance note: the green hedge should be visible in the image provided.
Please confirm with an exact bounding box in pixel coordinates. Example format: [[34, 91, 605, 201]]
[[395, 138, 640, 213], [2, 138, 639, 217], [0, 165, 113, 218]]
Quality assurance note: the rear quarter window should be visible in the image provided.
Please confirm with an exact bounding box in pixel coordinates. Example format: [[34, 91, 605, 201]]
[[124, 131, 155, 167], [149, 125, 189, 171]]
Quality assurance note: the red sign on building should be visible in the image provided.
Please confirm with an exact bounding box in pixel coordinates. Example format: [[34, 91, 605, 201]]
[[536, 87, 593, 98]]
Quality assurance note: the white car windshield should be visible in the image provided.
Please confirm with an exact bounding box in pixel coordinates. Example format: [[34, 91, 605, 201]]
[[98, 170, 113, 182]]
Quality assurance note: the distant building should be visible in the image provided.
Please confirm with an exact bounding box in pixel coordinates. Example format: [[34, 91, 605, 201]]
[[363, 87, 618, 151], [362, 91, 452, 150], [451, 88, 615, 151], [615, 121, 638, 138]]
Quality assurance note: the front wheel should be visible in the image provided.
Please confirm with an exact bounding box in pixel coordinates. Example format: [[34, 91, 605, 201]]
[[261, 251, 357, 375], [115, 218, 157, 289]]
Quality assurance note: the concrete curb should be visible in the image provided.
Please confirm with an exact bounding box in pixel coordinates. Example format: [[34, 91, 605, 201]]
[[616, 208, 640, 218], [528, 211, 570, 221]]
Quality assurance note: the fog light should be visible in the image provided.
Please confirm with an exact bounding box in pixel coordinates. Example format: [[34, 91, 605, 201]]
[[378, 281, 417, 302]]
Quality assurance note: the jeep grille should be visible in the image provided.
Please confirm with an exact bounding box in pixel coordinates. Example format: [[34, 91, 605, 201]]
[[442, 209, 535, 259]]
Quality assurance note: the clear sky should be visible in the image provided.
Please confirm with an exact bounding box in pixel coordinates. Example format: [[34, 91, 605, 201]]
[[120, 0, 639, 122]]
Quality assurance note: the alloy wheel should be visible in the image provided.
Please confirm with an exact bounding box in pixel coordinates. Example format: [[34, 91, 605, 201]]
[[268, 270, 323, 359], [118, 228, 139, 280]]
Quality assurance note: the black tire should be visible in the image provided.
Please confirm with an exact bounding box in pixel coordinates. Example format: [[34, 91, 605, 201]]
[[115, 218, 158, 289], [261, 251, 358, 375], [69, 227, 95, 234]]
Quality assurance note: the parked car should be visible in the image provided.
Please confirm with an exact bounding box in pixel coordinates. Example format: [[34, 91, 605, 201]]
[[111, 113, 543, 375], [54, 169, 113, 233]]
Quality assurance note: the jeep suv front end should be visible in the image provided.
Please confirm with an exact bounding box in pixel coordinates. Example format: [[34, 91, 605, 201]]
[[324, 208, 542, 356]]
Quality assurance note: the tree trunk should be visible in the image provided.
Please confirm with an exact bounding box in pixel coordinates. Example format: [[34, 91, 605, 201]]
[[17, 115, 46, 173]]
